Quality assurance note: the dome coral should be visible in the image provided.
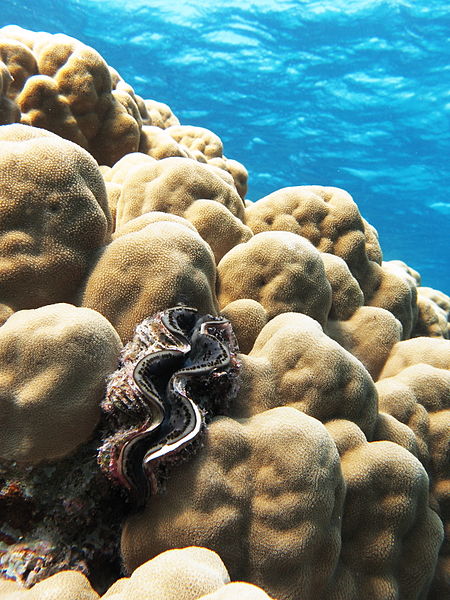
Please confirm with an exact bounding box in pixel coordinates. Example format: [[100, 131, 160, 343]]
[[0, 25, 448, 600]]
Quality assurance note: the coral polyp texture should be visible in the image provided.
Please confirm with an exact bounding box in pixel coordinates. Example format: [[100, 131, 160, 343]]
[[0, 24, 449, 600]]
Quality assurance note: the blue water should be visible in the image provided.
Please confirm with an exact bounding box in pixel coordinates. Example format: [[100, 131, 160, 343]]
[[2, 0, 449, 294]]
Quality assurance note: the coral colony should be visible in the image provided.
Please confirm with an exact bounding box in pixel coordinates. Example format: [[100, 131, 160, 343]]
[[0, 24, 449, 600]]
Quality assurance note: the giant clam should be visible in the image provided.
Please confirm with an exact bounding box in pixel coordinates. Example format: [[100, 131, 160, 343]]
[[97, 306, 241, 506]]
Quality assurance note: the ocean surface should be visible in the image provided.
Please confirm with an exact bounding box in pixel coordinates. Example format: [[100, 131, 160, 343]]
[[2, 0, 449, 294]]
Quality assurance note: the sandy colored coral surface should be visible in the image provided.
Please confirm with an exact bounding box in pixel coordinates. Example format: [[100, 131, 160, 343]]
[[0, 25, 142, 166], [121, 408, 344, 600], [114, 156, 245, 226], [0, 303, 121, 463], [326, 419, 443, 600], [0, 23, 448, 600], [102, 547, 263, 600], [233, 312, 378, 438], [0, 123, 111, 310], [0, 548, 274, 600], [217, 232, 332, 326], [244, 185, 370, 281], [0, 570, 100, 600], [82, 220, 219, 342]]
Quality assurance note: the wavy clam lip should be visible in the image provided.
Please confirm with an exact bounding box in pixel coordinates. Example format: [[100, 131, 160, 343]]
[[98, 306, 241, 507]]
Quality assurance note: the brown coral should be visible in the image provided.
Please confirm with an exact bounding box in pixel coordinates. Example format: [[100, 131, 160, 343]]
[[326, 306, 403, 381], [0, 25, 142, 165], [0, 548, 274, 600], [326, 419, 443, 599], [0, 23, 448, 600], [121, 407, 442, 600], [0, 570, 99, 600], [244, 185, 420, 336], [121, 407, 345, 600], [220, 299, 268, 354], [0, 303, 121, 464], [379, 337, 450, 379], [375, 363, 450, 599], [232, 312, 378, 438], [115, 157, 245, 228], [0, 61, 20, 124], [82, 221, 219, 342], [217, 232, 332, 327], [103, 547, 274, 600], [0, 124, 111, 310], [244, 186, 370, 282], [166, 125, 223, 161], [413, 286, 450, 339], [141, 98, 180, 129], [110, 156, 248, 260]]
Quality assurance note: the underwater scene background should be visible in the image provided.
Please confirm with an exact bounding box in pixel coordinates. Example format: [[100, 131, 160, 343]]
[[2, 0, 449, 293]]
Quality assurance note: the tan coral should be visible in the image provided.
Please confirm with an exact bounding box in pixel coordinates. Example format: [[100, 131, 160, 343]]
[[138, 126, 192, 160], [121, 406, 441, 600], [428, 408, 450, 599], [413, 286, 450, 339], [419, 285, 450, 315], [0, 304, 14, 326], [211, 157, 248, 200], [82, 221, 219, 342], [101, 152, 157, 228], [166, 125, 224, 160], [0, 25, 142, 165], [217, 232, 332, 327], [101, 152, 156, 185], [0, 61, 20, 124], [0, 570, 99, 600], [0, 580, 22, 594], [244, 186, 370, 283], [326, 306, 403, 381], [115, 198, 247, 265], [220, 299, 268, 354], [325, 419, 443, 600], [121, 407, 345, 600], [198, 582, 274, 600], [374, 363, 450, 598], [244, 186, 420, 336], [0, 32, 38, 98], [102, 546, 273, 600], [0, 124, 111, 310], [361, 262, 417, 339], [0, 303, 121, 464], [376, 363, 450, 466], [89, 86, 142, 166], [104, 182, 122, 227], [142, 98, 180, 129], [115, 157, 245, 229], [385, 259, 421, 286], [112, 212, 198, 240], [372, 412, 420, 459], [109, 69, 150, 124], [232, 312, 378, 438], [184, 199, 253, 263], [320, 253, 363, 321], [369, 259, 418, 338], [361, 218, 382, 264], [378, 337, 450, 379]]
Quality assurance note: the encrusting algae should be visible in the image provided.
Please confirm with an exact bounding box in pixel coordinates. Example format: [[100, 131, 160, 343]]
[[0, 24, 449, 600]]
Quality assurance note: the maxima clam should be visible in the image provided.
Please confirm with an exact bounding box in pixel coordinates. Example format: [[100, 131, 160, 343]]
[[97, 306, 241, 506]]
